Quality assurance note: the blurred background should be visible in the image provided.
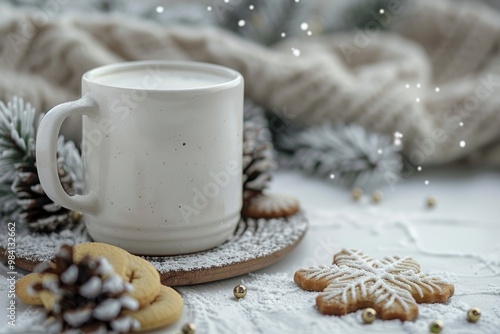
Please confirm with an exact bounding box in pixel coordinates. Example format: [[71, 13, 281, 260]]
[[4, 0, 500, 37], [4, 0, 500, 34], [1, 0, 500, 200]]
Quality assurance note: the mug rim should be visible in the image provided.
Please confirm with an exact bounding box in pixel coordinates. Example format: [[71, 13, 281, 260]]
[[82, 60, 243, 93]]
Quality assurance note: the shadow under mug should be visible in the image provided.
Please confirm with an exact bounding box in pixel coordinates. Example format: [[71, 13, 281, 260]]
[[36, 60, 244, 255]]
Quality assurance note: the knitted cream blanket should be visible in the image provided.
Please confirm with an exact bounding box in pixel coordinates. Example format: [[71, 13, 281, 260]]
[[1, 0, 500, 165]]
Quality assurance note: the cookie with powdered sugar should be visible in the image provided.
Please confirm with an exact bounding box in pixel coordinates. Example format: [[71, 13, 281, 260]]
[[294, 249, 454, 321], [242, 193, 300, 219]]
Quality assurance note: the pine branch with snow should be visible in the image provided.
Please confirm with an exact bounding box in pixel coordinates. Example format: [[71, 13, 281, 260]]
[[275, 122, 402, 190], [242, 101, 277, 200], [0, 96, 83, 230], [0, 96, 36, 215]]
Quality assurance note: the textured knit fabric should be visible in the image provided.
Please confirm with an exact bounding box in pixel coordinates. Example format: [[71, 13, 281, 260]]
[[0, 0, 499, 165]]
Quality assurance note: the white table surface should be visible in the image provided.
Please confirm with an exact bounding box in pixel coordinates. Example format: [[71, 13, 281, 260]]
[[1, 166, 500, 333]]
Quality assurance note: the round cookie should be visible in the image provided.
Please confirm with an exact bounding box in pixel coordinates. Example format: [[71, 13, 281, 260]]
[[39, 273, 61, 310], [243, 193, 300, 219], [22, 273, 59, 311], [15, 273, 44, 305], [124, 255, 162, 308], [73, 242, 129, 278], [124, 285, 183, 332]]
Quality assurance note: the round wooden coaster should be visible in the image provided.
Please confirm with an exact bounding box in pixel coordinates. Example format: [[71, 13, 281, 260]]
[[0, 214, 308, 286]]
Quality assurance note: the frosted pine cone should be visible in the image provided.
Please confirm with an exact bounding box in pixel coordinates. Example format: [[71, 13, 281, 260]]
[[34, 245, 140, 334], [11, 160, 75, 232], [242, 122, 277, 201]]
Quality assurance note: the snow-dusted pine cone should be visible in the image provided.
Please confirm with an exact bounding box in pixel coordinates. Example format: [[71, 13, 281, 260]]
[[11, 160, 75, 232], [243, 100, 271, 134], [34, 245, 140, 334], [242, 122, 277, 201]]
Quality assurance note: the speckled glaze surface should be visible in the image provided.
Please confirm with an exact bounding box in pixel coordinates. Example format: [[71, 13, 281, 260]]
[[38, 61, 244, 255]]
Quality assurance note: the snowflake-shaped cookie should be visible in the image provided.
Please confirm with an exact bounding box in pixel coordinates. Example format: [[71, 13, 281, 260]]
[[294, 249, 454, 321]]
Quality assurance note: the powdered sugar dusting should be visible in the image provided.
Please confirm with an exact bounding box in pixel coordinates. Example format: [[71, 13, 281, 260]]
[[174, 207, 500, 333], [146, 215, 307, 273], [0, 222, 88, 263], [0, 215, 308, 276], [178, 272, 499, 334], [2, 205, 500, 333]]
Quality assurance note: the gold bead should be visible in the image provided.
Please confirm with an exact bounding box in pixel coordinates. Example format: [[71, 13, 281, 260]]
[[361, 308, 376, 324], [429, 320, 444, 333], [351, 187, 364, 201], [426, 196, 437, 208], [181, 323, 196, 334], [71, 210, 82, 222], [467, 307, 481, 323], [371, 190, 383, 204], [233, 284, 247, 299]]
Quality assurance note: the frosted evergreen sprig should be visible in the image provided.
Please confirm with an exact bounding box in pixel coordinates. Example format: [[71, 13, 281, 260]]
[[275, 123, 402, 190], [0, 96, 36, 214], [0, 96, 83, 219], [0, 96, 36, 177]]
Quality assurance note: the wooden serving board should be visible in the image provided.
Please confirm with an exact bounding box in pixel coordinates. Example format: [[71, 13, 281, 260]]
[[0, 214, 308, 286]]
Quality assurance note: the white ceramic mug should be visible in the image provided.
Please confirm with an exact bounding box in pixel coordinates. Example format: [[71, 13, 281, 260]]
[[36, 60, 244, 255]]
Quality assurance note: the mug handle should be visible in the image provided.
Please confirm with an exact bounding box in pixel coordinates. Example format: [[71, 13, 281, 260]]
[[36, 94, 99, 214]]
